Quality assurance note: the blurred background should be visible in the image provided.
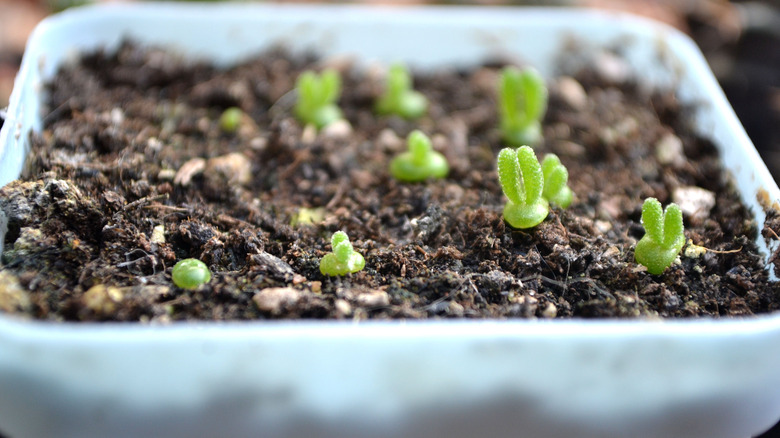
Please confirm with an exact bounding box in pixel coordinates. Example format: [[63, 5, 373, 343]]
[[0, 0, 778, 437], [1, 0, 778, 183]]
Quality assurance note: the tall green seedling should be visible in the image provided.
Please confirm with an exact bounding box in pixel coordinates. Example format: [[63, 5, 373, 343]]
[[635, 198, 685, 275], [294, 69, 344, 129], [375, 63, 428, 119], [498, 67, 548, 147], [541, 154, 573, 208], [497, 146, 549, 229]]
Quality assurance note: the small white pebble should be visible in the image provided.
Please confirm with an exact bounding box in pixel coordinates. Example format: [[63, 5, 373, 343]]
[[157, 168, 176, 181], [321, 119, 353, 140], [147, 137, 164, 153], [443, 183, 465, 202], [253, 287, 301, 315], [356, 290, 390, 308], [432, 134, 448, 153], [364, 61, 386, 82], [197, 116, 210, 133], [541, 302, 557, 318], [595, 51, 631, 83], [174, 157, 206, 186], [350, 169, 375, 191], [0, 271, 31, 313], [137, 285, 170, 299], [83, 284, 123, 315], [110, 107, 124, 125], [205, 152, 252, 186], [376, 128, 403, 151], [319, 55, 354, 74], [598, 196, 624, 220], [614, 117, 638, 138], [672, 186, 716, 224], [14, 227, 44, 251], [595, 220, 613, 234], [551, 140, 586, 158], [601, 246, 621, 260], [655, 133, 686, 167], [151, 224, 165, 245], [335, 299, 352, 316], [557, 76, 588, 110], [301, 124, 317, 144], [447, 301, 465, 317], [249, 136, 268, 151]]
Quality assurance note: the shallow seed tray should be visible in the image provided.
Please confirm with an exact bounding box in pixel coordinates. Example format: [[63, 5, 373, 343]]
[[1, 4, 780, 438]]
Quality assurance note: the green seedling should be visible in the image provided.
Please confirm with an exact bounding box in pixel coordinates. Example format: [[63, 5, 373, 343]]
[[497, 146, 549, 229], [390, 130, 449, 182], [219, 107, 244, 134], [294, 69, 343, 129], [498, 66, 548, 147], [541, 154, 573, 208], [320, 231, 365, 276], [172, 258, 211, 290], [635, 198, 685, 275], [375, 63, 428, 119]]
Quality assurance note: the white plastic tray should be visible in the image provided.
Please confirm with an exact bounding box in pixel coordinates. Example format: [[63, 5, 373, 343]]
[[1, 4, 779, 438]]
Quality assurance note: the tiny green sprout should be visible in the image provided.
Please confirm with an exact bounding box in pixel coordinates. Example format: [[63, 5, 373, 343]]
[[635, 198, 685, 275], [498, 66, 548, 147], [497, 146, 549, 229], [172, 258, 211, 290], [390, 130, 449, 182], [375, 63, 428, 119], [294, 69, 343, 129], [541, 154, 573, 208], [219, 107, 244, 134], [320, 231, 366, 276]]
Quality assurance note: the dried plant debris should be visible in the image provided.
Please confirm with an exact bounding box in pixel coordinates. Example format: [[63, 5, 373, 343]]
[[0, 42, 777, 322]]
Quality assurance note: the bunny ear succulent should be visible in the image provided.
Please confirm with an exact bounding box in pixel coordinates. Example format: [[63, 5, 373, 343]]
[[497, 146, 549, 229], [635, 198, 685, 275], [541, 154, 573, 208], [294, 69, 344, 129], [375, 63, 428, 120], [320, 231, 366, 276], [498, 66, 548, 147]]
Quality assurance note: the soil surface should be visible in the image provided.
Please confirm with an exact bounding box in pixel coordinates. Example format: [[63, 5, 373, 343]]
[[0, 42, 778, 322]]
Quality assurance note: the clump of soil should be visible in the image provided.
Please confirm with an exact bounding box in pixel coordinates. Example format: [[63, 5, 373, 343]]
[[1, 42, 778, 322]]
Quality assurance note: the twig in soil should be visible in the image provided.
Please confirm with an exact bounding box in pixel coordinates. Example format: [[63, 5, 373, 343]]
[[123, 194, 169, 211], [41, 98, 73, 125], [524, 274, 613, 300], [278, 149, 312, 181], [117, 248, 163, 277], [325, 179, 347, 209], [269, 89, 297, 119], [215, 213, 253, 229], [703, 246, 743, 254], [158, 295, 189, 307], [49, 159, 124, 173], [534, 244, 559, 282], [142, 204, 190, 213], [422, 295, 450, 312], [414, 245, 429, 261]]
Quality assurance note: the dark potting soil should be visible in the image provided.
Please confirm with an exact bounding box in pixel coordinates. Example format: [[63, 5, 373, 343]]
[[0, 42, 778, 322]]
